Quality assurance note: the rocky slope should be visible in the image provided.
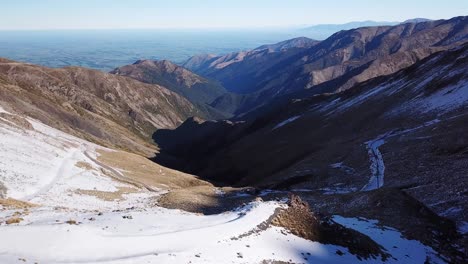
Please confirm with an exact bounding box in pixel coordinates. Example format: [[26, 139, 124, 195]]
[[0, 59, 200, 155], [111, 60, 231, 118], [155, 43, 468, 185], [185, 16, 468, 115], [183, 38, 318, 95], [153, 44, 468, 262]]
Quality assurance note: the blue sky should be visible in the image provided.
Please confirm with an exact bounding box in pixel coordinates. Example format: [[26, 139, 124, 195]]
[[1, 0, 467, 30]]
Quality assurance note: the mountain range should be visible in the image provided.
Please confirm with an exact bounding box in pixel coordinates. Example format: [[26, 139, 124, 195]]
[[0, 16, 467, 263], [181, 16, 467, 115]]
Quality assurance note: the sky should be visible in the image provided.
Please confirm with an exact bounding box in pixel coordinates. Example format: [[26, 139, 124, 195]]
[[1, 0, 467, 30]]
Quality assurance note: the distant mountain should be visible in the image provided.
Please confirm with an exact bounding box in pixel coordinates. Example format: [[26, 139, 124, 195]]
[[183, 37, 320, 94], [301, 21, 399, 39], [183, 37, 318, 75], [254, 37, 319, 51], [111, 60, 231, 118], [184, 16, 468, 115], [0, 60, 200, 155], [402, 18, 432, 24]]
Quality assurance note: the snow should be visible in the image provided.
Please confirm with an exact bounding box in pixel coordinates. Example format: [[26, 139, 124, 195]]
[[458, 221, 468, 235], [361, 119, 442, 191], [330, 162, 344, 168], [0, 110, 158, 210], [319, 187, 358, 195], [387, 69, 467, 116], [272, 115, 301, 130], [2, 201, 444, 264], [335, 82, 399, 112], [361, 138, 386, 191], [330, 162, 355, 173], [0, 201, 368, 264], [417, 81, 468, 113], [333, 216, 447, 264]]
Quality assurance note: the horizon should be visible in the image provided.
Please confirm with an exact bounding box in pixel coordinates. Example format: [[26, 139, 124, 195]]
[[1, 0, 467, 30]]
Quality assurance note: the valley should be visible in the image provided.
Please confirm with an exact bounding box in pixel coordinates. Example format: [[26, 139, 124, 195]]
[[1, 104, 444, 263]]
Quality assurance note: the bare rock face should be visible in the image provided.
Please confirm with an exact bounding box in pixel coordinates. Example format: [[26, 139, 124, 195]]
[[0, 61, 200, 155], [272, 195, 389, 261]]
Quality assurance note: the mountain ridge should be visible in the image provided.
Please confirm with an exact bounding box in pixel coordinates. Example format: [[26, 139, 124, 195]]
[[183, 16, 468, 115], [0, 60, 201, 155], [111, 59, 232, 119]]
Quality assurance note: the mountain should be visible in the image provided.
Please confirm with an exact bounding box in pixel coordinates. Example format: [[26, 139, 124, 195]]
[[183, 37, 319, 78], [154, 44, 468, 262], [111, 60, 231, 118], [0, 74, 449, 264], [0, 93, 462, 263], [1, 15, 468, 264], [185, 16, 468, 115], [0, 59, 200, 156], [155, 43, 468, 186], [301, 21, 399, 39], [183, 37, 320, 99], [402, 18, 432, 24], [254, 36, 319, 51]]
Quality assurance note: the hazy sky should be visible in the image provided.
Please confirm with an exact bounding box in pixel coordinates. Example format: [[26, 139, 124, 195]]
[[1, 0, 467, 30]]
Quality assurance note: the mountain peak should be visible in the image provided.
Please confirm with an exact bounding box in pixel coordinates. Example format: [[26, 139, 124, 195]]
[[402, 18, 432, 24], [111, 59, 229, 119], [255, 37, 319, 51]]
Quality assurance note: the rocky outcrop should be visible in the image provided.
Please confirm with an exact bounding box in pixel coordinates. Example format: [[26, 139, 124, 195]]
[[272, 195, 389, 260]]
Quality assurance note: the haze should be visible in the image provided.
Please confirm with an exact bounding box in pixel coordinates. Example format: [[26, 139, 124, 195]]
[[1, 0, 467, 30]]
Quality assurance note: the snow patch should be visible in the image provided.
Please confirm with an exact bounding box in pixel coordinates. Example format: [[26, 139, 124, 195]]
[[458, 221, 468, 235], [333, 216, 447, 264], [272, 115, 301, 130], [361, 138, 386, 191], [361, 119, 442, 191]]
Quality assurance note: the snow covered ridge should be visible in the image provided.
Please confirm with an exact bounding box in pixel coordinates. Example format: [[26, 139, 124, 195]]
[[0, 108, 447, 263]]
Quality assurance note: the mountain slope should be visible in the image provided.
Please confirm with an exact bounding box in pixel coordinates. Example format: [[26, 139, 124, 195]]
[[153, 44, 468, 262], [185, 16, 468, 115], [183, 37, 319, 94], [155, 44, 468, 185], [0, 60, 200, 155], [111, 60, 231, 118], [154, 43, 467, 214]]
